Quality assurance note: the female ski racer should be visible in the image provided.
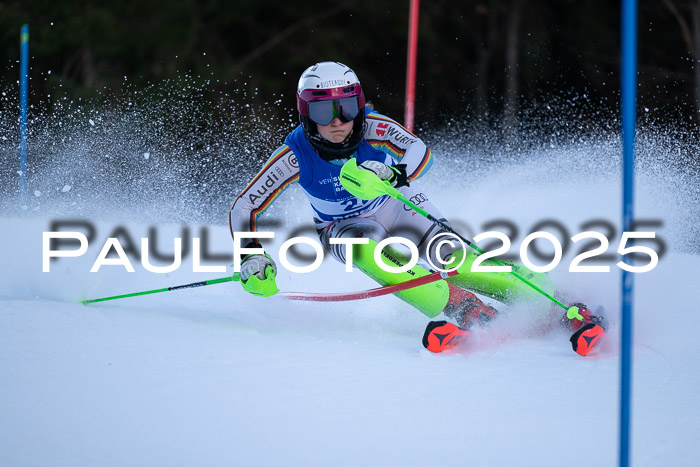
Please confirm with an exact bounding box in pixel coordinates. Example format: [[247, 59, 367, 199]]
[[229, 61, 605, 355]]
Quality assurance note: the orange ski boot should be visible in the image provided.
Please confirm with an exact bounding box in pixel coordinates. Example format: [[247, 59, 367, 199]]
[[422, 284, 499, 353], [565, 303, 607, 356]]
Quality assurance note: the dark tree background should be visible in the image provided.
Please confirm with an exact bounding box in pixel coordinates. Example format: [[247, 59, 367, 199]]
[[2, 0, 699, 128]]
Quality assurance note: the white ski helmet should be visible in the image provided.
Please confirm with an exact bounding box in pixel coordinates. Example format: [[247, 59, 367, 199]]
[[296, 61, 366, 159]]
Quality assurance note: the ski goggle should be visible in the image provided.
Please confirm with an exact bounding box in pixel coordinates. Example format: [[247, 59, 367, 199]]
[[308, 97, 360, 126]]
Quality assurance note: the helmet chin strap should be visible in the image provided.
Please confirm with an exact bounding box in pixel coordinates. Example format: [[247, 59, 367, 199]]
[[336, 128, 354, 145], [302, 115, 365, 161], [311, 136, 351, 161]]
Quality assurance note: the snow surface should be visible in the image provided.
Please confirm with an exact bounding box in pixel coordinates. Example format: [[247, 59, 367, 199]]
[[1, 133, 699, 467]]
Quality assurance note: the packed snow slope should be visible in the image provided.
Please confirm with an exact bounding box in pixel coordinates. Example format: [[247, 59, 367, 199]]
[[1, 118, 699, 466]]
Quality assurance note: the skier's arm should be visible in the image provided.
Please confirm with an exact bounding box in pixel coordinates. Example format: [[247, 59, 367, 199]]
[[228, 145, 298, 298], [228, 145, 300, 240], [364, 111, 432, 182]]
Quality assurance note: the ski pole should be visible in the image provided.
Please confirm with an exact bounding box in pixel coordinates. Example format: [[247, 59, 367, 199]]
[[80, 269, 459, 306], [339, 158, 583, 320], [80, 276, 233, 305]]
